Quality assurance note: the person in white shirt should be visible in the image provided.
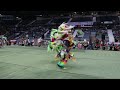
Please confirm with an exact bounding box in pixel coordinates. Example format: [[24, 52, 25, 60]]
[[37, 37, 42, 47]]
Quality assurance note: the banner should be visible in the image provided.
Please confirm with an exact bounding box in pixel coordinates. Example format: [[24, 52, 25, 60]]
[[68, 21, 93, 27]]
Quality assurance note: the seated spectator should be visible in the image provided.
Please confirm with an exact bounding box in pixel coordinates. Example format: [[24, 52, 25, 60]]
[[0, 38, 3, 48], [95, 39, 100, 50]]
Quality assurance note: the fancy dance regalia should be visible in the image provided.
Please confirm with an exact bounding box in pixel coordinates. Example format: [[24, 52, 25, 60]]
[[47, 23, 76, 69]]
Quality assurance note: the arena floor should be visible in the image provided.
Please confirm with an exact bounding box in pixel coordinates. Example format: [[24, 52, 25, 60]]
[[0, 46, 120, 79]]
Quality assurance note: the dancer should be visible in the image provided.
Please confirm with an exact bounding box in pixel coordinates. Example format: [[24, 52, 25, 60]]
[[57, 31, 76, 69], [48, 23, 76, 69]]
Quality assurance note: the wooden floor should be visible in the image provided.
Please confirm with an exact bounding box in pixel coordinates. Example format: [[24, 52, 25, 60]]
[[0, 46, 120, 79]]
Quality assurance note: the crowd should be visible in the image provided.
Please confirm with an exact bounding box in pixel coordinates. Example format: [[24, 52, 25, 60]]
[[1, 25, 120, 51]]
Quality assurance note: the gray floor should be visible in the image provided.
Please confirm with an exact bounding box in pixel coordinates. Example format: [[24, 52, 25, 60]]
[[0, 46, 120, 79]]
